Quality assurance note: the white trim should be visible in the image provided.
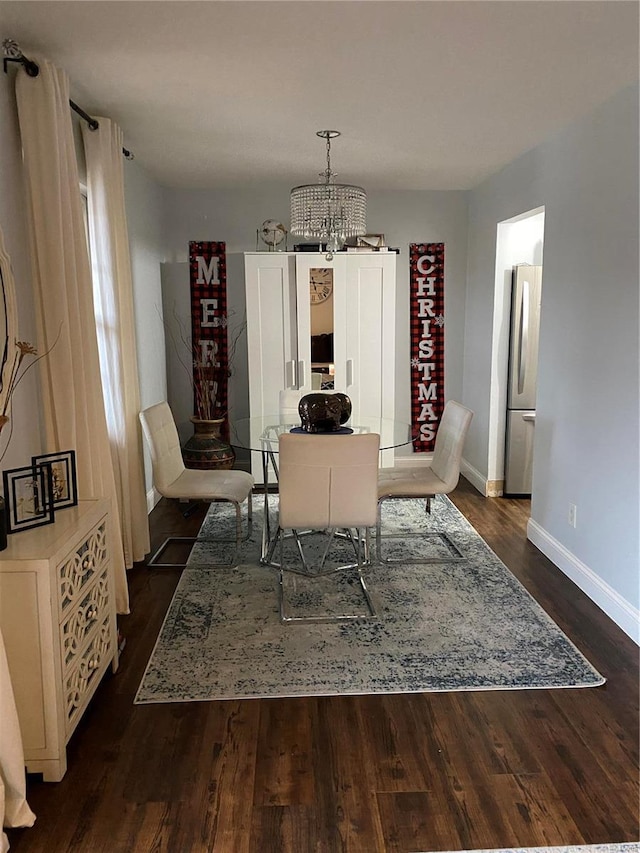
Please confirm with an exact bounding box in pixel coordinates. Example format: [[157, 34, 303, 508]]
[[392, 452, 433, 468], [146, 487, 161, 514], [527, 518, 640, 645], [460, 458, 489, 495]]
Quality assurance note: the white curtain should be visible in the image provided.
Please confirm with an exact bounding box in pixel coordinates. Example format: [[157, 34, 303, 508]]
[[15, 59, 129, 612], [82, 119, 150, 566], [0, 626, 36, 852]]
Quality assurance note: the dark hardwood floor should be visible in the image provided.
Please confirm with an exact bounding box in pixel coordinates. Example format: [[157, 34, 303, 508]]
[[7, 477, 639, 852]]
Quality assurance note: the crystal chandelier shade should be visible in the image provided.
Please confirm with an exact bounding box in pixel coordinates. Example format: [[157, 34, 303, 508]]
[[290, 131, 366, 251]]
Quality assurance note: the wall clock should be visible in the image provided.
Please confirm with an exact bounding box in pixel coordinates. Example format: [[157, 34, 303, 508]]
[[310, 268, 333, 304]]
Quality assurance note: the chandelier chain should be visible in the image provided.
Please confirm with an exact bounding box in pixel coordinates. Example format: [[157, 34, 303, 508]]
[[325, 133, 332, 181]]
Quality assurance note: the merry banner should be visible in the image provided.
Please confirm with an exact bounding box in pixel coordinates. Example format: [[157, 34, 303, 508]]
[[188, 241, 228, 420], [409, 243, 445, 452]]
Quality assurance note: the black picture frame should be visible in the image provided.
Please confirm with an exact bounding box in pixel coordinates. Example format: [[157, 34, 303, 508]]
[[32, 450, 78, 510], [3, 463, 55, 533]]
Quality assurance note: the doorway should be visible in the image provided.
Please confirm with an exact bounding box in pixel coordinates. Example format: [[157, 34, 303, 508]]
[[487, 207, 545, 496]]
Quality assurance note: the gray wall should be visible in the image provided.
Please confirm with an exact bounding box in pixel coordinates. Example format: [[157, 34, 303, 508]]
[[464, 84, 639, 630], [161, 185, 469, 443]]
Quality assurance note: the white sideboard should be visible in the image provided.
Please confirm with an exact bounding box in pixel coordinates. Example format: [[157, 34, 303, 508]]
[[0, 498, 118, 781]]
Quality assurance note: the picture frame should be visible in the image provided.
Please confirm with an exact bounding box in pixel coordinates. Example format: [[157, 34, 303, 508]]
[[3, 462, 55, 533], [357, 234, 386, 249], [32, 450, 78, 510]]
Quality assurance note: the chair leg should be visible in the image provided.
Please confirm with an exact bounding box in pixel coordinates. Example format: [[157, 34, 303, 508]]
[[147, 536, 198, 568], [151, 494, 253, 569], [277, 525, 377, 624], [376, 495, 465, 564], [198, 494, 253, 568]]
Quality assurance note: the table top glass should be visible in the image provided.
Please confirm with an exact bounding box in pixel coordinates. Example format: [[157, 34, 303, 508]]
[[229, 416, 414, 453]]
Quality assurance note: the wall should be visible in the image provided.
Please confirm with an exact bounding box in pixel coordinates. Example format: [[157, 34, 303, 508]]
[[0, 67, 42, 471], [162, 185, 468, 444], [463, 84, 639, 639]]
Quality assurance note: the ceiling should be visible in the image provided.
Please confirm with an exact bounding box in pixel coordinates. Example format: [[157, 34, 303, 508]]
[[2, 1, 638, 191]]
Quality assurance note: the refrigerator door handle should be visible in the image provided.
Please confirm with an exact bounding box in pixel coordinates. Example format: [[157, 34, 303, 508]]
[[518, 278, 530, 395], [522, 412, 536, 422]]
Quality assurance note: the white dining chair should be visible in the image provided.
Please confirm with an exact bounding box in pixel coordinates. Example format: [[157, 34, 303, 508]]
[[278, 389, 303, 421], [376, 400, 473, 563], [139, 402, 254, 567], [274, 432, 380, 623]]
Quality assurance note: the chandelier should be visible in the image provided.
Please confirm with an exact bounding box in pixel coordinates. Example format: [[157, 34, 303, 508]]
[[290, 130, 366, 255]]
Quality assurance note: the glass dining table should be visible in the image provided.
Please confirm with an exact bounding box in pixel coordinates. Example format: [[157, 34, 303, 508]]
[[228, 415, 415, 564]]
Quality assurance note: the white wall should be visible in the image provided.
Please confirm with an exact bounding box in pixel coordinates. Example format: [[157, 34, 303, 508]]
[[162, 185, 468, 447], [463, 84, 639, 638], [124, 163, 167, 497], [0, 67, 42, 471]]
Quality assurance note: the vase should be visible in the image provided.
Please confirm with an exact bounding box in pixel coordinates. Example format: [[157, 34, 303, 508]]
[[298, 393, 352, 432], [182, 417, 236, 470]]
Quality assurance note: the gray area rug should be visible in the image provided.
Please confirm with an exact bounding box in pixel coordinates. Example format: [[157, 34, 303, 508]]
[[135, 495, 604, 704], [419, 846, 639, 853]]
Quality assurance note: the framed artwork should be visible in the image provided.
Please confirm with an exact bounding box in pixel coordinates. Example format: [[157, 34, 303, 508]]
[[357, 234, 385, 249], [3, 463, 55, 533], [32, 450, 78, 510]]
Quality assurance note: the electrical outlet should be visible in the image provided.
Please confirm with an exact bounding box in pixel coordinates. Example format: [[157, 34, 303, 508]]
[[568, 503, 577, 528]]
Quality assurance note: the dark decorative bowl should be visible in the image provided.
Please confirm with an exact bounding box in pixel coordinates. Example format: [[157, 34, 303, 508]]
[[298, 392, 352, 433], [332, 392, 352, 425]]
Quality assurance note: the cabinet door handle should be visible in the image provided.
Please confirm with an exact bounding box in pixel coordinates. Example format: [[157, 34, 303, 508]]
[[285, 360, 295, 389], [298, 361, 306, 389], [346, 359, 354, 387]]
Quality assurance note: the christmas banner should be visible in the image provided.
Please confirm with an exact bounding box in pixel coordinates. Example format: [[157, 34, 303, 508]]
[[188, 241, 228, 420], [409, 243, 445, 452]]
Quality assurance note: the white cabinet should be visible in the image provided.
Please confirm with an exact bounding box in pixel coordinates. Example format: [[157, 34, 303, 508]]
[[244, 252, 298, 419], [245, 250, 396, 429], [0, 499, 118, 781]]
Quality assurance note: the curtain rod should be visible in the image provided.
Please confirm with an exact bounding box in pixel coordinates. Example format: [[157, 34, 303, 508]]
[[2, 39, 134, 160]]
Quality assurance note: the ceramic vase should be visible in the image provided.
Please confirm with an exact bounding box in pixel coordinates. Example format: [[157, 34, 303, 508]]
[[182, 417, 235, 470]]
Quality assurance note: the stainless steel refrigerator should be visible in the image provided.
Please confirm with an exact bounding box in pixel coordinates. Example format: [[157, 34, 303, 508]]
[[504, 264, 542, 496]]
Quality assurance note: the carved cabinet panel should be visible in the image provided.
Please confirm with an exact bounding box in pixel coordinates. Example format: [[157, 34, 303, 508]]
[[0, 500, 118, 781]]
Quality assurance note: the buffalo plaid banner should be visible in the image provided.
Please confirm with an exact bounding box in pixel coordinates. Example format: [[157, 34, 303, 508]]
[[409, 243, 445, 452], [189, 241, 228, 419]]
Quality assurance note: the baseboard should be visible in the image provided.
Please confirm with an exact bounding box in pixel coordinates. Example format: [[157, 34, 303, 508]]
[[486, 479, 504, 497], [459, 459, 495, 496], [392, 452, 433, 468], [527, 518, 640, 645], [146, 487, 161, 514]]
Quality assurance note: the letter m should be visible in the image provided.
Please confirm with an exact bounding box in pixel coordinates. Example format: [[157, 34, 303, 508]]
[[196, 256, 220, 285]]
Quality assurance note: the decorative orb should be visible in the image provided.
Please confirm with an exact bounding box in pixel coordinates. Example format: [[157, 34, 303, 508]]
[[260, 220, 287, 248]]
